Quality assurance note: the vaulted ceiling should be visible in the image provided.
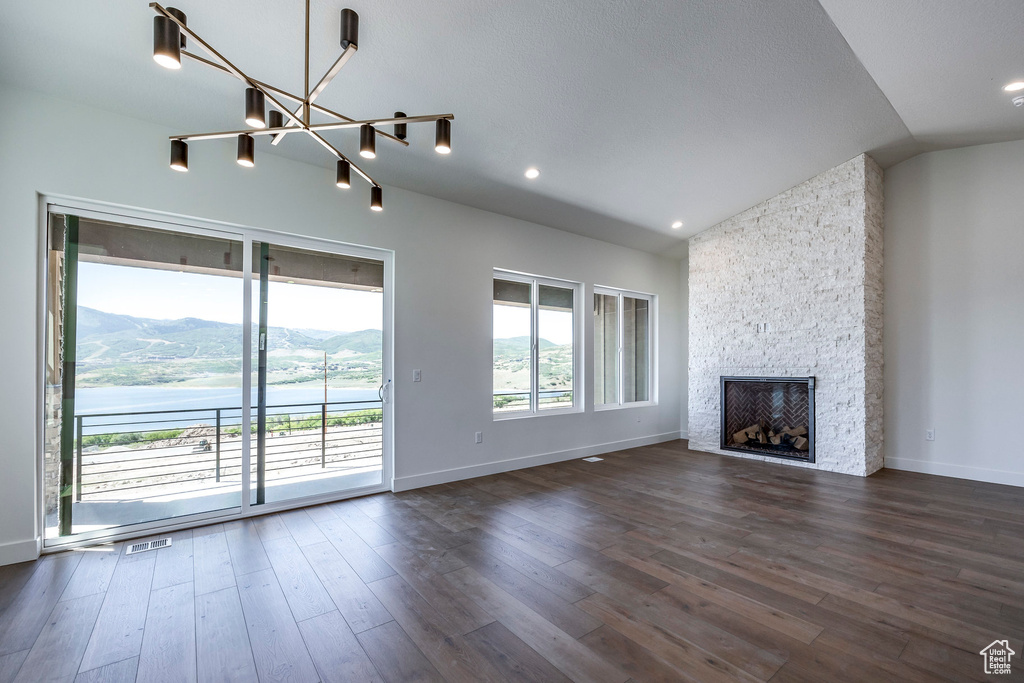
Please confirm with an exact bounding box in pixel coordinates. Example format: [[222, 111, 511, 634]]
[[1, 0, 1021, 256]]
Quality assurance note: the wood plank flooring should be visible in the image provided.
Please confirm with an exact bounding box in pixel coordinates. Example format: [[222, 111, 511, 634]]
[[1, 440, 1023, 682]]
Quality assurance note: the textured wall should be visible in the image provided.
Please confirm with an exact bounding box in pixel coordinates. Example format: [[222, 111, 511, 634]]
[[688, 154, 883, 476]]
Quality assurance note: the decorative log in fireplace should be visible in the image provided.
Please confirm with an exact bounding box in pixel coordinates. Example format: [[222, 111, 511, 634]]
[[720, 376, 815, 462]]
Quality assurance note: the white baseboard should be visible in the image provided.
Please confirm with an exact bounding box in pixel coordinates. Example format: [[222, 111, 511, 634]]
[[0, 537, 41, 566], [393, 431, 683, 492], [885, 457, 1024, 488]]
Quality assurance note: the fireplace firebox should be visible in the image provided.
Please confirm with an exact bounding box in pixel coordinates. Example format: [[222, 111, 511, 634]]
[[720, 376, 815, 462]]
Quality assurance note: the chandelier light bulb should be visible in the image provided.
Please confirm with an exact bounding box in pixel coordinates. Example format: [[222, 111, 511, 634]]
[[435, 118, 451, 154], [360, 124, 377, 159], [244, 88, 266, 128], [370, 185, 383, 211], [394, 112, 408, 141], [152, 15, 182, 69], [336, 159, 351, 188], [236, 134, 255, 167], [524, 167, 540, 179], [170, 140, 189, 172]]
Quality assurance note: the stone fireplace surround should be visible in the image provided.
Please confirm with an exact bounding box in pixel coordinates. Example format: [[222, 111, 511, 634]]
[[687, 154, 883, 476]]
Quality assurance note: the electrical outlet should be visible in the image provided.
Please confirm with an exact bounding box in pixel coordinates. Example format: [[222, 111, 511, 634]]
[[636, 416, 641, 423], [475, 431, 483, 444], [413, 369, 421, 382], [926, 429, 935, 441]]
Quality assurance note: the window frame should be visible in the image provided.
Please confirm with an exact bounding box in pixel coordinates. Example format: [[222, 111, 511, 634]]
[[37, 195, 396, 552], [593, 285, 658, 411], [492, 269, 582, 420]]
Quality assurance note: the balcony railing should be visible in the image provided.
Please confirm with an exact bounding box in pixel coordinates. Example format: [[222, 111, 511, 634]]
[[493, 389, 573, 412], [73, 400, 383, 501]]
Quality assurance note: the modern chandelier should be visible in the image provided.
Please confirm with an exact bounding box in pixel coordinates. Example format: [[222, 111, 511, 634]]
[[150, 1, 454, 211]]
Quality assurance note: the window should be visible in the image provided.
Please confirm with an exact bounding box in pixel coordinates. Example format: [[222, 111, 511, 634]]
[[493, 271, 579, 416], [595, 287, 655, 408]]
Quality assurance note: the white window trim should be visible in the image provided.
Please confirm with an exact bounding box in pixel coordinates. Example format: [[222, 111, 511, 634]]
[[593, 285, 658, 411], [493, 269, 583, 420]]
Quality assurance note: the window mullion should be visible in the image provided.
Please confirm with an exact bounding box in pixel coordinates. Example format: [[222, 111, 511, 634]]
[[240, 237, 252, 512], [531, 279, 539, 413], [616, 293, 624, 406]]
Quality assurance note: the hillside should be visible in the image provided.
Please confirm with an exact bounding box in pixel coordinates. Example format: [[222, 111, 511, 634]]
[[72, 308, 572, 392], [75, 308, 383, 388], [491, 336, 573, 398]]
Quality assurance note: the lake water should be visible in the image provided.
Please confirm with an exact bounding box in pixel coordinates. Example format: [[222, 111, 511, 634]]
[[76, 386, 382, 434]]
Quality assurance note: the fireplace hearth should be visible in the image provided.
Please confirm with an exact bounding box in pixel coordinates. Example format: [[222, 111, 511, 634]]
[[720, 376, 815, 462]]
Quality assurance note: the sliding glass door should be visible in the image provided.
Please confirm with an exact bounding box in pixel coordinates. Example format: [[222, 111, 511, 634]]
[[43, 205, 391, 547], [249, 241, 386, 505]]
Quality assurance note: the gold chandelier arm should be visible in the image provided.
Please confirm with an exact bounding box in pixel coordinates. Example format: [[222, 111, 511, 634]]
[[181, 51, 305, 107], [306, 104, 409, 146], [178, 49, 409, 147], [171, 126, 295, 142], [307, 114, 454, 134], [306, 130, 376, 186], [151, 3, 303, 129], [304, 0, 310, 109], [309, 46, 357, 107], [272, 45, 357, 146]]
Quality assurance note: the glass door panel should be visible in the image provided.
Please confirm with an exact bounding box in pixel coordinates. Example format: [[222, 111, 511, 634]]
[[249, 241, 386, 505], [44, 212, 244, 541]]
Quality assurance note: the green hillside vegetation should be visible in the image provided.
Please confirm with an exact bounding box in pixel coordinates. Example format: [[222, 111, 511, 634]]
[[73, 308, 573, 395], [75, 307, 384, 388], [492, 335, 573, 404]]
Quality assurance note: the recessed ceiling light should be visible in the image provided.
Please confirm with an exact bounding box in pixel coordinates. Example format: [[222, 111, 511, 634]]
[[1004, 81, 1024, 92], [671, 220, 683, 229], [524, 167, 540, 179]]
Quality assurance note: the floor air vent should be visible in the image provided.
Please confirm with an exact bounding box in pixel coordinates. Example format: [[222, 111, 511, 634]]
[[126, 537, 172, 555]]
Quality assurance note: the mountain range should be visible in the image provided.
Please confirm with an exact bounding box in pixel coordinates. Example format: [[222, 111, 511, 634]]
[[76, 307, 382, 362], [72, 308, 568, 390]]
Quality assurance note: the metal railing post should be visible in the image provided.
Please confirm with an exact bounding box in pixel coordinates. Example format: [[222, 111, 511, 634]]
[[75, 415, 83, 502], [321, 403, 327, 468], [215, 408, 221, 482]]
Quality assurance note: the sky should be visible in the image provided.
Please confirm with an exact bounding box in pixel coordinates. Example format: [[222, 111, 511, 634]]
[[493, 304, 573, 345], [78, 262, 383, 333]]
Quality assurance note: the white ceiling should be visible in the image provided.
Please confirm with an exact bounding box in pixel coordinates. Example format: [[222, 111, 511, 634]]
[[818, 0, 1024, 151], [0, 0, 1020, 256]]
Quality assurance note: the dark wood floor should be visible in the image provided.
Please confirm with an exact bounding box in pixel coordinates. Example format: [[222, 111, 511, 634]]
[[1, 440, 1023, 682]]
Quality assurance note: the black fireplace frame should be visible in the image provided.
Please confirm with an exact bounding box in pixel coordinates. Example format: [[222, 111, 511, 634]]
[[720, 376, 816, 463]]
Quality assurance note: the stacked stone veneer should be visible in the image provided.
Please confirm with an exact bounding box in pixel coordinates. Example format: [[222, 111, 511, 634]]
[[688, 154, 884, 476]]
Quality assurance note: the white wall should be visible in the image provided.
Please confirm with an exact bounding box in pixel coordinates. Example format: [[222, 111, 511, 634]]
[[884, 140, 1024, 486], [0, 85, 684, 564]]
